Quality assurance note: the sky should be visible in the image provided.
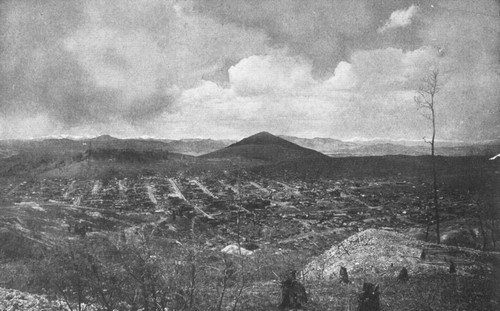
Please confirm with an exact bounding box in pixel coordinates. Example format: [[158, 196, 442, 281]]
[[0, 0, 499, 141]]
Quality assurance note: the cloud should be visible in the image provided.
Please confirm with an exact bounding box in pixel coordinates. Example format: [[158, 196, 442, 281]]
[[228, 54, 316, 96], [227, 53, 363, 96], [0, 0, 270, 134], [163, 53, 430, 140], [322, 61, 357, 90], [378, 5, 419, 33], [1, 0, 498, 141], [195, 0, 375, 76], [416, 0, 500, 140], [169, 43, 494, 141], [349, 46, 440, 92]]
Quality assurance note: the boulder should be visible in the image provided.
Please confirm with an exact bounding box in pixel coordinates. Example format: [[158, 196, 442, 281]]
[[221, 244, 254, 256], [441, 229, 477, 248]]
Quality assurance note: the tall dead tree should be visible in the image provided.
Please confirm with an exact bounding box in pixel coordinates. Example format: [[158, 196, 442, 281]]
[[414, 68, 441, 244]]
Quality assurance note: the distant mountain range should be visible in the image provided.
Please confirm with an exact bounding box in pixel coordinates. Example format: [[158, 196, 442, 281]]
[[0, 135, 235, 158], [280, 135, 500, 157], [1, 133, 499, 159]]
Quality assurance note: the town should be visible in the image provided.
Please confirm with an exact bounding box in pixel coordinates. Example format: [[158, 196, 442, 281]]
[[1, 167, 482, 254]]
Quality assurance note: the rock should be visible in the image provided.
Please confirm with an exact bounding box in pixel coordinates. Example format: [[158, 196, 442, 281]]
[[0, 287, 88, 310], [221, 244, 254, 256], [441, 229, 477, 248]]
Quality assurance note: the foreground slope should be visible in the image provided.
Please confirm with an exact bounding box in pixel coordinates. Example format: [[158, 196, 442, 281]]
[[201, 131, 328, 162], [303, 229, 500, 310]]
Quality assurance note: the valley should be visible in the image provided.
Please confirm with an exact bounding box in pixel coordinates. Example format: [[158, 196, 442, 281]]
[[0, 132, 499, 310]]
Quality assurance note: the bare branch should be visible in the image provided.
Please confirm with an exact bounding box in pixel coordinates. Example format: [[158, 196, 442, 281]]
[[419, 111, 433, 121]]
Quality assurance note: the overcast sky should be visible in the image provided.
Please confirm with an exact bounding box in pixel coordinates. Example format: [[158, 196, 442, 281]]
[[1, 0, 499, 141]]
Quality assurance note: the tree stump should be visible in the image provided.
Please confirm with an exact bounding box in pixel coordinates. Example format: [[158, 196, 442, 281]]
[[397, 267, 409, 282], [420, 249, 426, 260], [280, 270, 307, 309], [339, 266, 349, 283], [357, 282, 380, 311], [449, 260, 456, 273]]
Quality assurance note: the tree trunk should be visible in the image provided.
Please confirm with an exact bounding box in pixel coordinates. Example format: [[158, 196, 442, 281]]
[[490, 219, 496, 248], [425, 220, 431, 242], [478, 212, 487, 250], [431, 108, 440, 244]]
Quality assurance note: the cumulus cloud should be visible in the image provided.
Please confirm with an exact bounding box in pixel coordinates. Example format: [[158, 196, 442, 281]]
[[378, 5, 419, 33], [228, 54, 316, 96], [322, 62, 357, 90], [164, 51, 431, 140]]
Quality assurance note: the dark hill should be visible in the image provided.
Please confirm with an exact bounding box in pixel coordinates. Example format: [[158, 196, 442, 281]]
[[232, 132, 305, 150], [90, 134, 119, 142], [201, 131, 328, 162]]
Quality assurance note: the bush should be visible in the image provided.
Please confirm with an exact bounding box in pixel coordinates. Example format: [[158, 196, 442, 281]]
[[0, 231, 40, 260], [14, 227, 316, 311]]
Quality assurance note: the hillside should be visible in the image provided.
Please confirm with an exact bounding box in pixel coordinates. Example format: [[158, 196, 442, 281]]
[[0, 147, 195, 179], [201, 131, 328, 162], [0, 136, 234, 158], [252, 154, 500, 180]]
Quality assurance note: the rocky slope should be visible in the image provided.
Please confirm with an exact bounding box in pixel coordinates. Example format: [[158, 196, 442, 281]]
[[304, 228, 499, 280], [0, 287, 71, 311]]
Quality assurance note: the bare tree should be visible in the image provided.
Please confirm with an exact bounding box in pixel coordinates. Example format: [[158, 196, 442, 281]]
[[414, 68, 441, 244]]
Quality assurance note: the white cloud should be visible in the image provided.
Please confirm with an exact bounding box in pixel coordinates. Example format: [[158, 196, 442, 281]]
[[322, 61, 357, 90], [159, 55, 366, 139], [228, 54, 316, 96], [378, 5, 419, 33], [180, 80, 234, 103]]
